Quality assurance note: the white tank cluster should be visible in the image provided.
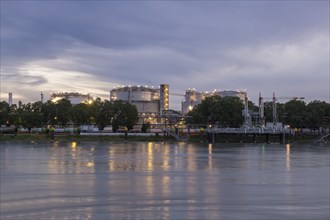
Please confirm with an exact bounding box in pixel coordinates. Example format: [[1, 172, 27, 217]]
[[110, 85, 159, 102], [50, 92, 92, 105]]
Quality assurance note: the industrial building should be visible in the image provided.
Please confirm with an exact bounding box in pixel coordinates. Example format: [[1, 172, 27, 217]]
[[110, 84, 169, 124], [50, 92, 92, 105], [181, 89, 247, 114]]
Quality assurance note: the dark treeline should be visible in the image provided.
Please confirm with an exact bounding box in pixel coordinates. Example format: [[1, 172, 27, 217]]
[[263, 99, 330, 130], [188, 97, 330, 131], [1, 97, 329, 132], [0, 98, 138, 132]]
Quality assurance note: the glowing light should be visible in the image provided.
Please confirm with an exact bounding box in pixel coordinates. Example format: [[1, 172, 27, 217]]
[[86, 161, 94, 167], [208, 143, 213, 169], [51, 97, 62, 103], [86, 99, 93, 105], [147, 142, 153, 171], [286, 144, 291, 171]]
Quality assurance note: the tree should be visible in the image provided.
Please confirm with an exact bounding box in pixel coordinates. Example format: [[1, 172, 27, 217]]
[[41, 100, 57, 126], [188, 96, 216, 125], [96, 100, 113, 130], [18, 111, 43, 130], [0, 101, 12, 125], [55, 99, 72, 127], [141, 122, 150, 133], [247, 100, 258, 112], [188, 96, 244, 127], [89, 97, 103, 125], [282, 100, 306, 128], [31, 101, 44, 113], [263, 101, 273, 123], [218, 96, 245, 127], [305, 101, 329, 131], [111, 100, 138, 131], [70, 103, 90, 126]]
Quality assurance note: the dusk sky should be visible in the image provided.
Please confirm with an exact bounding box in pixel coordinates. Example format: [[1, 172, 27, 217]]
[[1, 1, 329, 110]]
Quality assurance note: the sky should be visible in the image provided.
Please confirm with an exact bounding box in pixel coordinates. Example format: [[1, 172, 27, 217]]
[[1, 0, 329, 110]]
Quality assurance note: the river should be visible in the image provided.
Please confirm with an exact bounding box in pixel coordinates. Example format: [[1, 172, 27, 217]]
[[1, 141, 329, 219]]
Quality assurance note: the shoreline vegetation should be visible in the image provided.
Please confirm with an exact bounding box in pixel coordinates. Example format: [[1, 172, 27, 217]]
[[0, 133, 327, 144]]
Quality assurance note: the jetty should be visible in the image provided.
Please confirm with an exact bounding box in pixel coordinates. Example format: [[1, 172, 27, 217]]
[[206, 127, 292, 144]]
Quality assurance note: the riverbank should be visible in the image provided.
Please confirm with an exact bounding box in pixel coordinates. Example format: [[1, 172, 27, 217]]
[[0, 133, 164, 142], [0, 133, 327, 143]]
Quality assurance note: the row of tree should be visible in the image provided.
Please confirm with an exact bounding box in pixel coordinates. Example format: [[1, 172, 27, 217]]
[[263, 99, 330, 129], [188, 96, 330, 130], [0, 98, 139, 132], [1, 96, 329, 131]]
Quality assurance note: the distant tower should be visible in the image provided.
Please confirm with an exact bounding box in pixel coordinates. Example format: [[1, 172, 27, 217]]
[[40, 92, 44, 103], [8, 93, 13, 106], [159, 84, 169, 115], [259, 93, 265, 127], [272, 92, 277, 127], [128, 86, 132, 103], [243, 93, 251, 128]]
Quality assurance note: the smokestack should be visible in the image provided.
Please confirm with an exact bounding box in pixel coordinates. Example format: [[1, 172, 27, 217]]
[[41, 92, 44, 103], [8, 93, 13, 106]]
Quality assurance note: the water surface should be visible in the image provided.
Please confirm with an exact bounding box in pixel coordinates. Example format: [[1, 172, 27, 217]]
[[1, 141, 329, 219]]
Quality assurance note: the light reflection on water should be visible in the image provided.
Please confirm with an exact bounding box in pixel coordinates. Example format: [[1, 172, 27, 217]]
[[1, 141, 329, 219]]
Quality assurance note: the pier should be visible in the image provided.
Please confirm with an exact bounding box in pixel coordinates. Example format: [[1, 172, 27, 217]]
[[206, 127, 291, 144]]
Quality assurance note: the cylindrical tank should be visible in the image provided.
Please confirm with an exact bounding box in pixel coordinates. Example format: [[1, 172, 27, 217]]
[[110, 86, 159, 102]]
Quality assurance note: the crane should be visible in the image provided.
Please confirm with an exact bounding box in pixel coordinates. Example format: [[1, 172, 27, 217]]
[[169, 93, 185, 97], [259, 93, 304, 128]]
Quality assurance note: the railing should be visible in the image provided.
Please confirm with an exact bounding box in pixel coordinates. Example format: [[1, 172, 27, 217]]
[[314, 133, 330, 143], [207, 127, 290, 134], [163, 128, 189, 141]]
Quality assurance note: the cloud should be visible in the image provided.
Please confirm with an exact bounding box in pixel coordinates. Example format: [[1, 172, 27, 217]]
[[1, 1, 329, 107], [2, 70, 48, 87]]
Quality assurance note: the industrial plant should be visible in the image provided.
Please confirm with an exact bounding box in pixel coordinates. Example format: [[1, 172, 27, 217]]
[[5, 85, 249, 123], [110, 84, 169, 124], [3, 86, 329, 144], [4, 85, 285, 131]]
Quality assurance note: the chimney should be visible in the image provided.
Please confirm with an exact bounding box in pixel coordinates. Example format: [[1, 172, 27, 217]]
[[8, 93, 13, 106]]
